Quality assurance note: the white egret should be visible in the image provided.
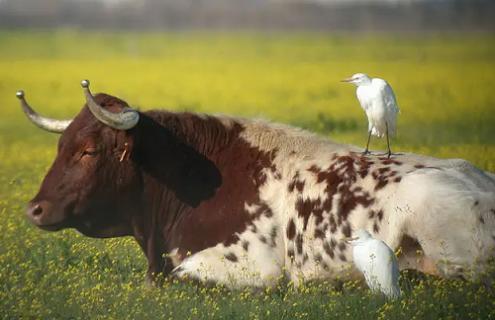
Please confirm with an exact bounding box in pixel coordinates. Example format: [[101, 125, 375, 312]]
[[342, 73, 399, 158], [345, 229, 401, 299]]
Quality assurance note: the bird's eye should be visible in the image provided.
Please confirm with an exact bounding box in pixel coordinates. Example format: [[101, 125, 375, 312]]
[[82, 148, 98, 157]]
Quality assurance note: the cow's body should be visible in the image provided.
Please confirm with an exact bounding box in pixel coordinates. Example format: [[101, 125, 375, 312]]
[[22, 92, 495, 287], [162, 114, 495, 287]]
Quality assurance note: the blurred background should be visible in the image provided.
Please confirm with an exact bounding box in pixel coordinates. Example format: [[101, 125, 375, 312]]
[[1, 1, 495, 318], [0, 0, 494, 166], [1, 0, 494, 31]]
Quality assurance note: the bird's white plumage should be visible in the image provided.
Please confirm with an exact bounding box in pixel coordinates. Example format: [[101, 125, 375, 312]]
[[347, 229, 401, 299], [347, 73, 399, 138]]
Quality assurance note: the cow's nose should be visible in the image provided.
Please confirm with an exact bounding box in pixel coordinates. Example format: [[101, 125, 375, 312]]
[[27, 201, 52, 224], [30, 204, 43, 217]]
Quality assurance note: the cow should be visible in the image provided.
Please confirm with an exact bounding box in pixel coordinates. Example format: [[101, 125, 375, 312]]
[[17, 80, 495, 288]]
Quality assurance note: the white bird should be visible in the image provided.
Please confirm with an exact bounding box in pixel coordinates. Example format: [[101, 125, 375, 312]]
[[345, 229, 401, 299], [342, 73, 399, 158]]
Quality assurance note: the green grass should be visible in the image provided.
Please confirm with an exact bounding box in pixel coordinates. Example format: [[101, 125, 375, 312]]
[[0, 30, 494, 319]]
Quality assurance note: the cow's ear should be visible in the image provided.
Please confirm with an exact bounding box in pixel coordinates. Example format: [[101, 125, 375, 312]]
[[173, 144, 222, 207], [133, 115, 222, 207]]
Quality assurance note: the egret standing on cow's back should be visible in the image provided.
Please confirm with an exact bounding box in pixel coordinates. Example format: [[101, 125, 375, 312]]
[[345, 229, 401, 299], [342, 73, 399, 158]]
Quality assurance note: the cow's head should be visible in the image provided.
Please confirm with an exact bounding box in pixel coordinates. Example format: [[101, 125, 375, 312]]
[[17, 81, 143, 238], [18, 80, 221, 239]]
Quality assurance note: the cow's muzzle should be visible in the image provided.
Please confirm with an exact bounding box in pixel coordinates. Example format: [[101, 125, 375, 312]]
[[26, 200, 67, 231]]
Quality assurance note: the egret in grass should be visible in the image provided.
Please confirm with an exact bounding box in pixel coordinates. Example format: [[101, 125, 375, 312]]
[[345, 229, 401, 299], [342, 73, 399, 158]]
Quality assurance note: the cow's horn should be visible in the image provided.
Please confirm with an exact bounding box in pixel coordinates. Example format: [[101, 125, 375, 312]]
[[17, 90, 72, 133], [81, 80, 139, 130]]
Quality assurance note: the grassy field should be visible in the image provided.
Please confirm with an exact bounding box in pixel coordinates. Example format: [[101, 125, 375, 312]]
[[0, 30, 494, 319]]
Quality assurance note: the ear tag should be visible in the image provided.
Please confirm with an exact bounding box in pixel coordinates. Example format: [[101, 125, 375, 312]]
[[119, 142, 129, 162]]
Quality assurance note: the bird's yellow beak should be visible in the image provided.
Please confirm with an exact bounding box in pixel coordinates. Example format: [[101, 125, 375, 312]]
[[341, 77, 353, 83]]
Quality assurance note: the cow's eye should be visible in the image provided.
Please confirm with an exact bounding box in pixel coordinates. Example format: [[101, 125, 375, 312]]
[[82, 148, 98, 157]]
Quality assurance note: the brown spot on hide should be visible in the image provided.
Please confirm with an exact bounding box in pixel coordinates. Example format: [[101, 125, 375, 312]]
[[377, 210, 384, 221], [330, 238, 337, 250], [373, 223, 379, 233], [296, 197, 323, 230], [242, 241, 249, 251], [338, 242, 346, 252], [287, 219, 296, 240], [225, 252, 238, 262], [259, 235, 267, 244], [414, 164, 425, 169], [329, 215, 337, 233], [374, 177, 389, 191], [296, 234, 304, 254], [378, 167, 391, 174], [314, 228, 325, 239], [380, 158, 402, 166], [380, 159, 392, 165], [270, 226, 278, 247], [323, 241, 334, 259], [491, 209, 495, 216], [338, 253, 347, 262], [479, 216, 485, 224], [295, 181, 305, 192], [368, 210, 375, 219], [249, 202, 273, 219], [474, 200, 479, 206], [288, 172, 305, 193], [394, 177, 402, 183], [342, 224, 351, 237]]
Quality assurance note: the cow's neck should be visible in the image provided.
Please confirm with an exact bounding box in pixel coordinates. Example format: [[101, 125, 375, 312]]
[[132, 111, 244, 280]]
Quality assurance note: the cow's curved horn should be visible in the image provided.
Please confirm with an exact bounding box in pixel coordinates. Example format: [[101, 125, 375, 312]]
[[16, 90, 72, 133], [81, 80, 139, 130]]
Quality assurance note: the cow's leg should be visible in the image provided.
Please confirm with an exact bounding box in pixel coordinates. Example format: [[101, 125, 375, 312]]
[[172, 231, 284, 288], [397, 235, 440, 276]]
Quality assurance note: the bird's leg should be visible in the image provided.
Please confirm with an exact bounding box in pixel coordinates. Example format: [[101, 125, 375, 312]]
[[386, 122, 392, 159], [363, 131, 372, 156]]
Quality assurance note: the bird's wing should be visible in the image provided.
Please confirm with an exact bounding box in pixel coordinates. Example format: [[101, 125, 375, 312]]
[[373, 78, 400, 114], [374, 240, 401, 298], [372, 78, 400, 136]]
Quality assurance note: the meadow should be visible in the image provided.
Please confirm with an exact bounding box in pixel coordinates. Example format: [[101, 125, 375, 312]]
[[0, 30, 494, 319]]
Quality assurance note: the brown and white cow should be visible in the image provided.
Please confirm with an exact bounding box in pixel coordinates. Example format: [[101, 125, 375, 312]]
[[18, 81, 495, 287]]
